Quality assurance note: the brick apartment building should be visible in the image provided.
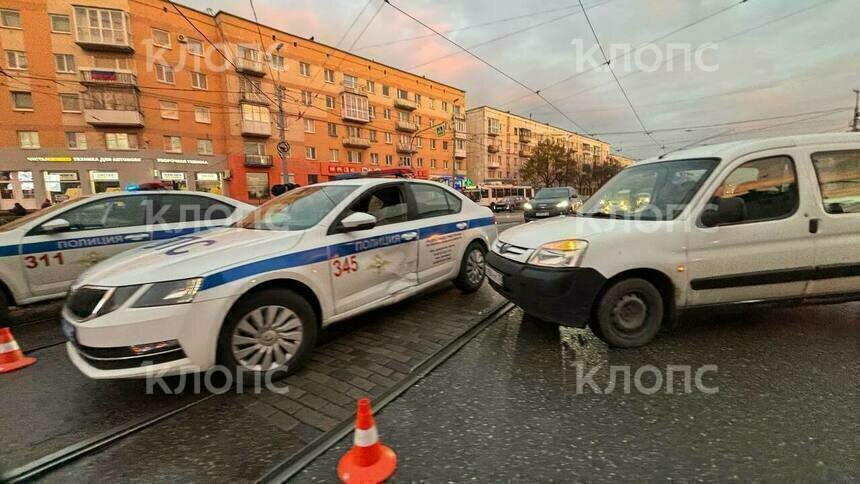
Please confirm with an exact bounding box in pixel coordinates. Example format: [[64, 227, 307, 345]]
[[0, 0, 467, 208], [465, 106, 613, 186]]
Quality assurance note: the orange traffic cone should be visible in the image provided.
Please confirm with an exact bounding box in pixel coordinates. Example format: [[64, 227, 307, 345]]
[[0, 327, 36, 373], [337, 398, 397, 483]]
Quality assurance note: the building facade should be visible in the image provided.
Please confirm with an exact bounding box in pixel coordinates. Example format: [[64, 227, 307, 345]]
[[465, 106, 611, 187], [0, 0, 466, 208]]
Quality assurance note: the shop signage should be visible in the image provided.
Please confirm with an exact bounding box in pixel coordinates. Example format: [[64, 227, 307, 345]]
[[91, 171, 120, 181], [195, 173, 220, 181], [156, 158, 209, 165], [327, 165, 361, 174], [27, 156, 142, 163], [161, 172, 186, 181]]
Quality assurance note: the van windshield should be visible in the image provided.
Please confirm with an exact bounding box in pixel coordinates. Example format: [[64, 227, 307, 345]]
[[237, 185, 358, 231], [578, 158, 719, 221]]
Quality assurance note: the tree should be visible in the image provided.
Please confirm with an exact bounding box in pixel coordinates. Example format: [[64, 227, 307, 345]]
[[519, 140, 575, 188]]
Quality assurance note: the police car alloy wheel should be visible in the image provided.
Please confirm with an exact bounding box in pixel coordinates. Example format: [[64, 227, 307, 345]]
[[218, 288, 317, 377], [454, 242, 487, 293], [590, 278, 664, 348]]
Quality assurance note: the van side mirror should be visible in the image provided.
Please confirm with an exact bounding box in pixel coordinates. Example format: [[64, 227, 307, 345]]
[[339, 212, 377, 232], [41, 218, 71, 233], [701, 197, 746, 227]]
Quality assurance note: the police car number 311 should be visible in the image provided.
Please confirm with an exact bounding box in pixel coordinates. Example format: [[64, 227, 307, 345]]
[[62, 179, 496, 379]]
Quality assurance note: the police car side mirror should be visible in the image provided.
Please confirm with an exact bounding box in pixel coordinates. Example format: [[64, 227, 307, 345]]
[[339, 212, 377, 232], [42, 218, 71, 234]]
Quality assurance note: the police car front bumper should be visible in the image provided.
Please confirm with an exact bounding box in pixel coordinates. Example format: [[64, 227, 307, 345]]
[[485, 251, 606, 327], [63, 297, 231, 379]]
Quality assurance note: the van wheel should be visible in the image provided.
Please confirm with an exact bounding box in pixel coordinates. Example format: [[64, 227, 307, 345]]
[[589, 278, 663, 348], [218, 288, 317, 379], [454, 242, 486, 293]]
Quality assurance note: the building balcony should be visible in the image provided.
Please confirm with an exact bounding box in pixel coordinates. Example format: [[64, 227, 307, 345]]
[[244, 154, 273, 167], [75, 33, 134, 53], [396, 120, 418, 133], [341, 82, 367, 96], [342, 108, 370, 123], [239, 90, 270, 105], [79, 69, 137, 86], [343, 137, 371, 149], [394, 98, 417, 111], [235, 57, 266, 76], [241, 119, 272, 137], [455, 131, 468, 140], [487, 144, 499, 153], [487, 160, 501, 168], [519, 132, 532, 143], [396, 143, 416, 154], [83, 107, 144, 127], [519, 149, 531, 157], [454, 148, 466, 159]]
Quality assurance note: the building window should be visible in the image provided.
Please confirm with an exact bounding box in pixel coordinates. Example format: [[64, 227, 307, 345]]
[[11, 91, 33, 110], [347, 151, 362, 164], [397, 89, 408, 100], [270, 54, 284, 71], [186, 38, 203, 56], [305, 147, 317, 160], [191, 72, 207, 89], [194, 106, 211, 123], [301, 90, 312, 105], [329, 149, 339, 162], [53, 54, 76, 73], [369, 130, 378, 142], [65, 132, 87, 150], [155, 64, 175, 84], [371, 153, 379, 165], [163, 136, 182, 153], [443, 141, 449, 150], [416, 157, 424, 167], [385, 155, 393, 166], [384, 132, 392, 144], [343, 74, 359, 90], [324, 68, 335, 83], [368, 105, 376, 119], [416, 138, 422, 148], [366, 80, 375, 93], [399, 156, 411, 167], [93, 55, 130, 70], [59, 93, 81, 112], [18, 131, 39, 149], [325, 95, 335, 110], [105, 132, 138, 150], [49, 14, 71, 33], [246, 172, 269, 200], [382, 85, 390, 97], [197, 139, 214, 155], [304, 119, 315, 133], [1, 9, 21, 28], [442, 101, 448, 112], [342, 92, 369, 122], [299, 62, 310, 76], [415, 94, 422, 106], [160, 100, 179, 119], [430, 139, 437, 150], [431, 159, 437, 168], [152, 28, 171, 48], [327, 122, 338, 137], [73, 7, 131, 47], [383, 108, 391, 120], [5, 50, 27, 70]]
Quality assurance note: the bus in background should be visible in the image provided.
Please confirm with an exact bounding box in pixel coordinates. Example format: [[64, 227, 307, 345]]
[[464, 184, 535, 212]]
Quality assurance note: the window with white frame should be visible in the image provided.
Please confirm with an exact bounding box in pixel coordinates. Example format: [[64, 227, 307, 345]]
[[197, 139, 213, 155], [325, 95, 335, 110], [347, 151, 362, 164], [383, 108, 391, 120], [397, 88, 408, 100], [369, 130, 377, 142], [270, 54, 284, 71], [299, 62, 310, 76], [152, 28, 171, 48], [11, 91, 33, 110], [327, 122, 337, 137], [1, 9, 21, 28], [73, 7, 132, 47], [54, 54, 75, 73], [366, 80, 375, 93], [304, 119, 315, 133], [194, 106, 211, 123], [187, 38, 203, 56], [160, 100, 179, 119], [6, 50, 27, 70], [371, 153, 379, 165], [384, 132, 392, 144], [155, 64, 175, 84], [93, 55, 130, 70], [368, 105, 376, 119], [50, 14, 71, 33], [59, 93, 81, 112], [342, 92, 369, 122], [329, 149, 339, 162], [343, 74, 358, 89], [105, 132, 138, 150], [191, 72, 207, 89], [66, 132, 87, 149], [382, 85, 390, 96], [163, 136, 182, 153], [18, 131, 40, 149], [385, 154, 393, 166], [305, 146, 317, 160], [301, 90, 313, 105], [324, 68, 335, 83]]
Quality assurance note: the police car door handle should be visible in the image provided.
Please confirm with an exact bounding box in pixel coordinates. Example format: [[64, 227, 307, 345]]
[[124, 233, 150, 242], [401, 232, 418, 241], [456, 222, 468, 230]]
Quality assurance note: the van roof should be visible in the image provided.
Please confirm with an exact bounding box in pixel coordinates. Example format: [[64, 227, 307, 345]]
[[639, 132, 860, 165]]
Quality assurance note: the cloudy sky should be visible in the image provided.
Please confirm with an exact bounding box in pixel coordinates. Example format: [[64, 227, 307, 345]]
[[181, 0, 859, 159]]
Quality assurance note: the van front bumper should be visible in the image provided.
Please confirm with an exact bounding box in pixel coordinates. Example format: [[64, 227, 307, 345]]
[[486, 251, 606, 326]]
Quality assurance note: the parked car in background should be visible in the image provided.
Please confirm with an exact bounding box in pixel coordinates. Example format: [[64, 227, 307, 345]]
[[523, 187, 582, 221], [491, 196, 526, 212], [0, 191, 253, 319]]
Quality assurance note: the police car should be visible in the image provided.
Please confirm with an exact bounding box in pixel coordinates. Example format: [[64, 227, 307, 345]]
[[62, 177, 496, 379], [0, 191, 252, 319]]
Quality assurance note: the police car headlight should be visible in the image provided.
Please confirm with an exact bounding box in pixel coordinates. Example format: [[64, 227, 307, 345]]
[[556, 200, 570, 209], [528, 240, 588, 268], [133, 278, 203, 308]]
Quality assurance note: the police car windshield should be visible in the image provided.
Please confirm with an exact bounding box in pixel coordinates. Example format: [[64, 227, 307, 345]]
[[0, 197, 90, 232], [578, 158, 719, 221], [237, 185, 359, 231]]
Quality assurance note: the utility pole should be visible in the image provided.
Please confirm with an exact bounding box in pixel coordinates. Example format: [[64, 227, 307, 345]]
[[275, 43, 289, 185], [451, 98, 461, 190], [853, 89, 860, 132]]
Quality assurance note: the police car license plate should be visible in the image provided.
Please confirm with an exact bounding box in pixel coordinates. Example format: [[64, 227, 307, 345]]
[[536, 212, 550, 217], [486, 265, 503, 285], [61, 319, 78, 345]]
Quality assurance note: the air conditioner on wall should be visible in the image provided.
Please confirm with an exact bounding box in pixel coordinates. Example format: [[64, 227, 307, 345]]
[[222, 170, 232, 180]]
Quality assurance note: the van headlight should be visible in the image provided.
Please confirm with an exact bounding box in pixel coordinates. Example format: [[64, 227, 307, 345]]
[[556, 200, 570, 209], [132, 278, 203, 307], [529, 240, 588, 267]]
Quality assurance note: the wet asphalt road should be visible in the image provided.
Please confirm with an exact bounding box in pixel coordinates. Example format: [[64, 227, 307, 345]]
[[300, 302, 858, 482]]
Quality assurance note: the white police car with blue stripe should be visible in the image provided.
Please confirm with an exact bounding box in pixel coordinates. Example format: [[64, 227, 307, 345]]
[[62, 179, 496, 379], [0, 191, 252, 319]]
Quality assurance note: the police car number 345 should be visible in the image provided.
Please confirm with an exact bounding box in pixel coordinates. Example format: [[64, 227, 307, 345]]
[[62, 179, 496, 379]]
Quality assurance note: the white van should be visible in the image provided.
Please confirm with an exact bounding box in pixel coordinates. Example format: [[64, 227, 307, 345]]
[[486, 133, 860, 347]]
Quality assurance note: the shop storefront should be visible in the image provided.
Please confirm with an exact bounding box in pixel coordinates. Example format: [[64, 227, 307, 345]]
[[195, 172, 223, 194], [89, 170, 121, 193], [43, 171, 83, 203], [0, 171, 36, 210]]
